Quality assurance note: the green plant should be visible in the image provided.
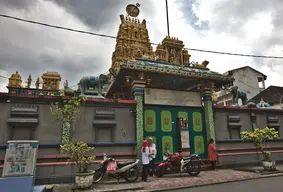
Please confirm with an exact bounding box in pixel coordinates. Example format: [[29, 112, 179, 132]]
[[50, 97, 86, 143], [241, 127, 279, 161], [60, 141, 96, 173]]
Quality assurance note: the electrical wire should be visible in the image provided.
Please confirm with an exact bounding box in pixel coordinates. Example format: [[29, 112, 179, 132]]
[[1, 13, 283, 59]]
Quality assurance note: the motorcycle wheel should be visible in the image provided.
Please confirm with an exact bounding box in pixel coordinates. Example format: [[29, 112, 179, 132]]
[[93, 170, 104, 183], [124, 167, 139, 182], [154, 166, 166, 177], [186, 162, 201, 176]]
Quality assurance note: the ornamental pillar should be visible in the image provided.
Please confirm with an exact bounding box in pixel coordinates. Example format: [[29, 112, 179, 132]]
[[202, 88, 216, 143], [132, 81, 146, 160]]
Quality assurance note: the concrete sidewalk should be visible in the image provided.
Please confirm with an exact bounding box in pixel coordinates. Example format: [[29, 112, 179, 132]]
[[49, 169, 277, 192], [234, 164, 283, 175]]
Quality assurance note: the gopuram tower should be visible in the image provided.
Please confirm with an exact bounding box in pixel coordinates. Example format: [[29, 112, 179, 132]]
[[111, 6, 154, 73]]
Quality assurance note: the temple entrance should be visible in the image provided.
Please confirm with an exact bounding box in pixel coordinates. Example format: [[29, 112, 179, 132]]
[[144, 106, 208, 161]]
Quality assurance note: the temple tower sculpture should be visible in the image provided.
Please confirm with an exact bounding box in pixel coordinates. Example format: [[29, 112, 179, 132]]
[[8, 71, 22, 88], [111, 14, 154, 73], [41, 72, 61, 90], [154, 36, 191, 65]]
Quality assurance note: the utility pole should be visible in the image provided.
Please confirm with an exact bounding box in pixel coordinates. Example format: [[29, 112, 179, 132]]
[[165, 0, 170, 36]]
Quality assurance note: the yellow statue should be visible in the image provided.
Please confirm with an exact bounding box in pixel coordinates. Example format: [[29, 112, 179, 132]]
[[63, 80, 68, 90], [212, 91, 218, 105], [25, 74, 32, 88], [35, 77, 41, 89]]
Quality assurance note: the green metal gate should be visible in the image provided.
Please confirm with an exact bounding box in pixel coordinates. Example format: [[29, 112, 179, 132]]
[[144, 105, 207, 161]]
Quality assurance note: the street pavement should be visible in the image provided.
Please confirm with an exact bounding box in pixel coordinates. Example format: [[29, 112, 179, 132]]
[[52, 169, 262, 192], [170, 175, 283, 192]]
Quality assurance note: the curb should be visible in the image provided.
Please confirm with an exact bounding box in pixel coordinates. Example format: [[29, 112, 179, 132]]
[[142, 173, 283, 192], [97, 186, 144, 192]]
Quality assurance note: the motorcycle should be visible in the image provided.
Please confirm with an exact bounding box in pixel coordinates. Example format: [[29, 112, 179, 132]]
[[155, 151, 202, 177], [93, 153, 140, 183]]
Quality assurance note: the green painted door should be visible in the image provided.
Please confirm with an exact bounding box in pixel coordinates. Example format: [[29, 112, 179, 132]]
[[144, 106, 178, 162], [144, 106, 207, 161]]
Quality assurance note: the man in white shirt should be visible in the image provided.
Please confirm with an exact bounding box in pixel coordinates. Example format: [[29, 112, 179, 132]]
[[148, 137, 157, 176]]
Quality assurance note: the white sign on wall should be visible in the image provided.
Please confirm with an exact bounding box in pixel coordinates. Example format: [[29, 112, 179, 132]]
[[2, 140, 39, 177], [144, 88, 201, 107]]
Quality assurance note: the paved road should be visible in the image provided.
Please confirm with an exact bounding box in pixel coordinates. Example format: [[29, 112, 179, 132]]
[[171, 175, 283, 192]]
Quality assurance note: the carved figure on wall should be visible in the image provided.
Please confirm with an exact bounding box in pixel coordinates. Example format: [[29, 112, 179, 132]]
[[79, 74, 109, 98], [191, 60, 209, 68], [109, 68, 117, 78], [228, 86, 248, 106]]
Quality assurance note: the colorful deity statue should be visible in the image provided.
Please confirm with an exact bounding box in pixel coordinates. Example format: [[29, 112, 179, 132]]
[[257, 98, 271, 108], [228, 86, 248, 106], [79, 74, 109, 98]]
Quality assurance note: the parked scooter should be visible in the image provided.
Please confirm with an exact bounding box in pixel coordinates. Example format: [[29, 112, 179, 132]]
[[93, 153, 140, 183], [155, 151, 202, 177]]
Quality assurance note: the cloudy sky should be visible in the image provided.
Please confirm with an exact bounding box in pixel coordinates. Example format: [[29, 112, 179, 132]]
[[0, 0, 283, 92]]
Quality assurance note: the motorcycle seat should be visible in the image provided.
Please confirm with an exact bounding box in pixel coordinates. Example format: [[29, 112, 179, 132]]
[[183, 154, 199, 160], [183, 156, 191, 160], [117, 161, 135, 167]]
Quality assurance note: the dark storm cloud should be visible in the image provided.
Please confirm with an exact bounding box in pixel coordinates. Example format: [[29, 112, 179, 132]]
[[178, 0, 209, 31], [0, 32, 104, 86], [0, 0, 158, 90], [0, 0, 35, 10], [50, 0, 156, 29]]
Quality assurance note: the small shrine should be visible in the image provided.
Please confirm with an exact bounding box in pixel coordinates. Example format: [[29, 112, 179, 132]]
[[7, 71, 63, 96], [41, 72, 61, 90], [8, 71, 22, 88]]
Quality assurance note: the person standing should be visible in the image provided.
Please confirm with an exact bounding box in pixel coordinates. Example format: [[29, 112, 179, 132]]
[[208, 138, 217, 170], [148, 137, 157, 176], [142, 140, 150, 181]]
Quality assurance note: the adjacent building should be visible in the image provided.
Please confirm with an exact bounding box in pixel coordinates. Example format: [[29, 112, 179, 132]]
[[249, 86, 283, 109], [217, 66, 267, 106]]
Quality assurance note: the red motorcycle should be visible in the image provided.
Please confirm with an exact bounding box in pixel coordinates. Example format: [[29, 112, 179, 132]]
[[154, 151, 202, 177]]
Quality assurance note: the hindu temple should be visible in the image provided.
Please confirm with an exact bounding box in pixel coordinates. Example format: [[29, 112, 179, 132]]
[[104, 6, 234, 160], [1, 4, 283, 183]]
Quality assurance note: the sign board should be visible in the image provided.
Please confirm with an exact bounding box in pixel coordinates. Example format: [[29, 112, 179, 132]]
[[181, 130, 190, 148], [144, 88, 201, 107], [2, 140, 39, 177]]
